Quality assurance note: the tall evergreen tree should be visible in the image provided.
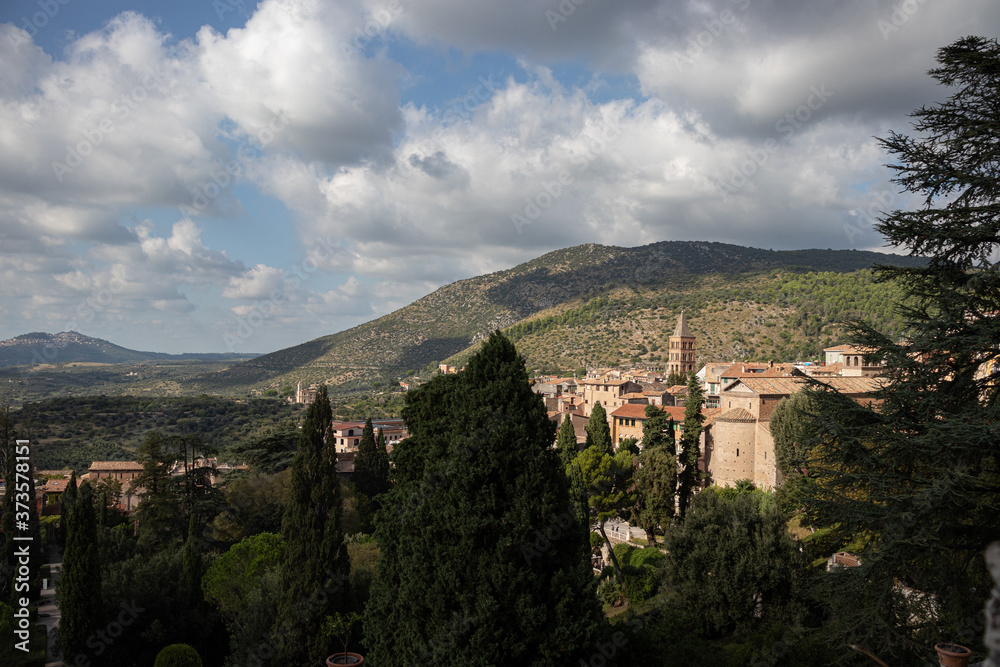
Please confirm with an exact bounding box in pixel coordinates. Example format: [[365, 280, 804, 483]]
[[365, 332, 604, 665], [134, 431, 183, 547], [635, 404, 676, 539], [59, 470, 78, 549], [555, 413, 578, 467], [373, 428, 391, 492], [676, 373, 706, 518], [798, 36, 1000, 662], [0, 407, 14, 605], [274, 385, 350, 665], [584, 401, 613, 456], [58, 481, 102, 665], [183, 514, 202, 609]]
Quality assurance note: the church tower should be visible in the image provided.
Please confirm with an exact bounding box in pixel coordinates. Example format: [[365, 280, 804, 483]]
[[668, 311, 696, 377]]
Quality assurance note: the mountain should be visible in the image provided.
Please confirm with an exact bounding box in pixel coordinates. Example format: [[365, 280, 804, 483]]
[[196, 240, 924, 393], [0, 331, 258, 367]]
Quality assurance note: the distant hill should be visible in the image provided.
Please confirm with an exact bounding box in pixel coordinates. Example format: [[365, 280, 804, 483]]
[[195, 240, 924, 394], [0, 331, 258, 367]]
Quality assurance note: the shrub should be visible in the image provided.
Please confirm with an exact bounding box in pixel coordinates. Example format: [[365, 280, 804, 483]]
[[154, 643, 203, 667]]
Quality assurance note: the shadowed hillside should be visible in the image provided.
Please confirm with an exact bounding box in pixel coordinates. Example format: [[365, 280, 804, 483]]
[[194, 241, 923, 394]]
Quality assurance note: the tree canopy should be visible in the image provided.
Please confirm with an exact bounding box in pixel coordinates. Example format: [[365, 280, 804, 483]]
[[796, 35, 1000, 662], [365, 331, 604, 665]]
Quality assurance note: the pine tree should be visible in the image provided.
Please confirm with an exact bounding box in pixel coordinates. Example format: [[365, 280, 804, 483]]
[[58, 481, 102, 665], [676, 373, 706, 518], [274, 384, 350, 665], [134, 431, 183, 547], [365, 332, 604, 665], [635, 404, 676, 539], [799, 36, 1000, 661], [585, 401, 613, 456], [555, 413, 579, 467]]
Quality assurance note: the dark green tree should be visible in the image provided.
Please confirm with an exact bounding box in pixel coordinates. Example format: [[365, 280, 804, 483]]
[[273, 385, 351, 666], [769, 391, 818, 479], [634, 404, 676, 540], [0, 407, 14, 605], [365, 332, 604, 665], [58, 480, 103, 665], [555, 413, 578, 467], [676, 374, 706, 518], [134, 431, 183, 548], [182, 514, 202, 609], [798, 36, 1000, 662], [661, 486, 807, 638], [585, 401, 613, 456], [352, 419, 391, 533]]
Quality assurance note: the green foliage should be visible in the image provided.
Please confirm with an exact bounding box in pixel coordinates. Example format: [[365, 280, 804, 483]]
[[795, 36, 1000, 663], [555, 413, 578, 467], [769, 391, 818, 478], [154, 643, 203, 667], [275, 385, 351, 665], [676, 373, 705, 518], [635, 404, 676, 539], [209, 470, 290, 542], [661, 486, 808, 638], [352, 419, 391, 533], [585, 401, 613, 456], [58, 480, 103, 664], [202, 532, 285, 627], [365, 332, 604, 665]]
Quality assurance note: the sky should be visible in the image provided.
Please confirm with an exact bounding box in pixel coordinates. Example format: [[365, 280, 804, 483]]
[[0, 0, 998, 354]]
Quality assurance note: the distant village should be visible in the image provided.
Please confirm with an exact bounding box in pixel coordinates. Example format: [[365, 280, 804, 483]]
[[13, 313, 887, 529]]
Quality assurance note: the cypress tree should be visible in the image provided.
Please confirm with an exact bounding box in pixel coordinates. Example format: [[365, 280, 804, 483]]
[[60, 469, 78, 549], [373, 428, 390, 494], [58, 481, 102, 665], [635, 404, 676, 539], [798, 36, 1000, 661], [365, 332, 604, 665], [585, 401, 613, 456], [556, 413, 578, 467], [676, 374, 706, 518], [273, 384, 350, 665]]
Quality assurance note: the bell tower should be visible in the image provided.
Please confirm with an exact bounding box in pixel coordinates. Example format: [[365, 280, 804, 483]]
[[668, 311, 696, 376]]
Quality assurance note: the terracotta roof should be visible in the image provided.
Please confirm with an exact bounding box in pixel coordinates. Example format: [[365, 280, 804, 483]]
[[666, 385, 688, 393], [611, 404, 653, 420], [639, 382, 669, 392], [89, 461, 142, 471], [824, 344, 859, 352], [809, 362, 843, 375], [714, 407, 756, 423], [722, 376, 882, 398], [579, 378, 632, 386]]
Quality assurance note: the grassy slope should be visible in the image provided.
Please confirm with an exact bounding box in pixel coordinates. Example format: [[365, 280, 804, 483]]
[[193, 241, 922, 394]]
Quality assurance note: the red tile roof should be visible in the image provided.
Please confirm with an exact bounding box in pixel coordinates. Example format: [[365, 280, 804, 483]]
[[89, 461, 142, 471]]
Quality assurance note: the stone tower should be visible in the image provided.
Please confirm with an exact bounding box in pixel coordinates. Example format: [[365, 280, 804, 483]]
[[668, 311, 696, 376]]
